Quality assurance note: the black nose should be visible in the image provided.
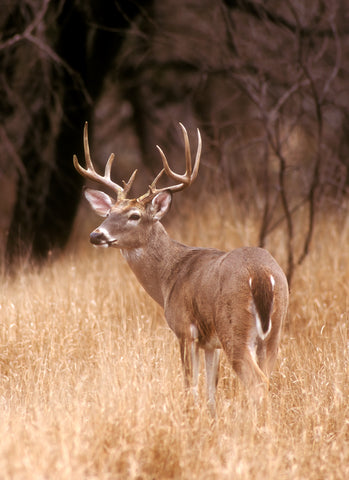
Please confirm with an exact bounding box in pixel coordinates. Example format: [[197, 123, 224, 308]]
[[90, 230, 107, 245]]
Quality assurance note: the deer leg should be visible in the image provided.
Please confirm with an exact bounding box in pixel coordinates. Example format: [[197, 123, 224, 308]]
[[223, 336, 269, 403], [191, 338, 200, 402], [263, 326, 281, 378], [179, 339, 190, 389], [205, 348, 220, 416], [256, 339, 267, 373], [179, 334, 199, 402], [236, 349, 269, 405]]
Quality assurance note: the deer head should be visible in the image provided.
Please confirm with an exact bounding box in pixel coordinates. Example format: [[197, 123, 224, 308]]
[[73, 123, 202, 249]]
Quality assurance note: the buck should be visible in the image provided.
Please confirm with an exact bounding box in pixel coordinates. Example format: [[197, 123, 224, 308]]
[[73, 122, 289, 415]]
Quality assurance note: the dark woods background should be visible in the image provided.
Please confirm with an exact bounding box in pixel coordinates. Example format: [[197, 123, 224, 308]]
[[1, 0, 348, 284]]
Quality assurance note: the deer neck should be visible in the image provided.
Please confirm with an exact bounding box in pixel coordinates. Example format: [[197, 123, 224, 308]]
[[121, 222, 186, 307]]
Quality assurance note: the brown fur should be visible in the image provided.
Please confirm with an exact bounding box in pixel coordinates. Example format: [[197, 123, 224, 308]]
[[78, 129, 289, 415]]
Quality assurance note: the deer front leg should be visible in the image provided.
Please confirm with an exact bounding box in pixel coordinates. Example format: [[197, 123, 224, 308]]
[[179, 328, 199, 403], [205, 348, 220, 417]]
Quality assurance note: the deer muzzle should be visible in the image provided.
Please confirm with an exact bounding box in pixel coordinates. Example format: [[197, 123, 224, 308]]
[[90, 229, 110, 246]]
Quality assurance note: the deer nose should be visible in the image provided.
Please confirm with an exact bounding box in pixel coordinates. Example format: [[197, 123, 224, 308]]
[[90, 229, 107, 245]]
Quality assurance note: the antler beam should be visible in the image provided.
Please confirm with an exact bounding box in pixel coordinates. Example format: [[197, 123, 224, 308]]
[[73, 122, 137, 200], [139, 123, 202, 203]]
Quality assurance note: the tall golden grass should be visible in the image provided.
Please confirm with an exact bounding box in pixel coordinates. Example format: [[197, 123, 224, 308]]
[[0, 198, 348, 479]]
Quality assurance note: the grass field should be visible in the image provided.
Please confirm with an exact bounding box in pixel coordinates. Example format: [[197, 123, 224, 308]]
[[0, 198, 348, 479]]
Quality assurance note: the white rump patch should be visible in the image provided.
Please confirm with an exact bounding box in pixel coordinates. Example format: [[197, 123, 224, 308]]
[[270, 274, 275, 290]]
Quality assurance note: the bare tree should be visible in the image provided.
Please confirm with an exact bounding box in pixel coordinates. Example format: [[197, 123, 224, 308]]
[[0, 0, 150, 267], [1, 0, 348, 285], [220, 0, 346, 284]]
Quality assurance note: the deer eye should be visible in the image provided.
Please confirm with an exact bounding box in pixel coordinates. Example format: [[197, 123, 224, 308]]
[[128, 212, 141, 222]]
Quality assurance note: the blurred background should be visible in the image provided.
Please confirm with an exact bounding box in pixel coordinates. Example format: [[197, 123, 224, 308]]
[[0, 0, 348, 283]]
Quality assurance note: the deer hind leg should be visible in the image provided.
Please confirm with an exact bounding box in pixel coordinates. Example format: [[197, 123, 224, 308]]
[[245, 323, 270, 399], [263, 323, 282, 378], [241, 349, 269, 401], [228, 352, 269, 406], [225, 332, 269, 404], [205, 348, 220, 417], [216, 308, 271, 403]]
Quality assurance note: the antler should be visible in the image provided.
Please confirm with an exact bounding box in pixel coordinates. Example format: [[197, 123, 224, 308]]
[[139, 123, 202, 203], [73, 122, 137, 200]]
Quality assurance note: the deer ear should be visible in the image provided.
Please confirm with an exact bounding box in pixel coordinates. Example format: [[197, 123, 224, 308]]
[[151, 191, 172, 220], [84, 188, 114, 217]]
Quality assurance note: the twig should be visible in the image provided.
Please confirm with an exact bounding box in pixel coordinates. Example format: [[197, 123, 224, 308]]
[[0, 0, 92, 104], [0, 0, 50, 51]]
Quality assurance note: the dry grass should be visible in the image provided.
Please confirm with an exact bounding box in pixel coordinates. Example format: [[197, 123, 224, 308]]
[[0, 198, 348, 479]]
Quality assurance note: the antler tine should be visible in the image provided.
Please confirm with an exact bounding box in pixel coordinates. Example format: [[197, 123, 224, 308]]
[[137, 168, 166, 202], [191, 127, 202, 181], [139, 123, 202, 203], [73, 122, 137, 200], [180, 122, 192, 177], [104, 153, 115, 180], [122, 169, 138, 196], [158, 123, 201, 188], [160, 123, 202, 188], [157, 123, 202, 185]]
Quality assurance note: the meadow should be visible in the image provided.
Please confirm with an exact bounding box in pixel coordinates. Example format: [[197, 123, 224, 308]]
[[0, 197, 348, 479]]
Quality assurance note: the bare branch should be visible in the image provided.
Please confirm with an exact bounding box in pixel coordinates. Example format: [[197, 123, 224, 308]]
[[320, 18, 342, 102], [0, 125, 26, 177], [0, 0, 50, 51], [0, 0, 92, 104], [25, 33, 92, 104]]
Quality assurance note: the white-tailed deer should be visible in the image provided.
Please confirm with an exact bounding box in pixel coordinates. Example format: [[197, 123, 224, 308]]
[[74, 122, 289, 415]]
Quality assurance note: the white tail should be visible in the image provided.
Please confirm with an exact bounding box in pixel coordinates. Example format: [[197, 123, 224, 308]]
[[74, 122, 289, 415]]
